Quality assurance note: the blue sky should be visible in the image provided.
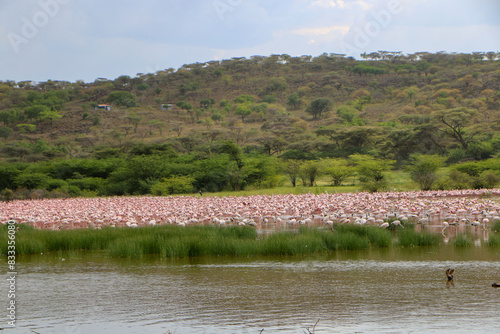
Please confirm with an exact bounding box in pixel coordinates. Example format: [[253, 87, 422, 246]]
[[1, 0, 499, 82]]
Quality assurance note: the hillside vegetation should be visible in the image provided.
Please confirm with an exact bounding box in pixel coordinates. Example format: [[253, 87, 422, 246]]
[[0, 51, 499, 199]]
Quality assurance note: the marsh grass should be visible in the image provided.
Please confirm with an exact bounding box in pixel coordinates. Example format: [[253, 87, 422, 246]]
[[0, 223, 451, 258], [332, 225, 392, 247], [485, 233, 500, 247], [260, 232, 327, 256], [396, 229, 441, 247], [454, 234, 473, 247]]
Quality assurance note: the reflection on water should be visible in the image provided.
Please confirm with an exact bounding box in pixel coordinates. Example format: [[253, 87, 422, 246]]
[[2, 245, 500, 334]]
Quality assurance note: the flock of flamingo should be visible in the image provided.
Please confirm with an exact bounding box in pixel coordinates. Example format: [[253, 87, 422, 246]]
[[1, 189, 499, 232]]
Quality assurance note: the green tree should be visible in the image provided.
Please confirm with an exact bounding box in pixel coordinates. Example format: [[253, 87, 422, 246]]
[[0, 110, 21, 125], [25, 105, 49, 121], [350, 154, 394, 192], [283, 160, 302, 187], [0, 126, 13, 140], [432, 108, 477, 150], [234, 105, 252, 121], [336, 105, 365, 125], [0, 163, 23, 190], [287, 93, 303, 110], [219, 141, 244, 170], [200, 98, 216, 109], [299, 160, 322, 186], [176, 101, 193, 112], [406, 154, 446, 190], [478, 170, 500, 189], [306, 98, 332, 119], [262, 77, 287, 95], [16, 124, 37, 133], [151, 176, 195, 195], [14, 172, 50, 190], [106, 91, 139, 107], [39, 109, 63, 123], [324, 158, 353, 186]]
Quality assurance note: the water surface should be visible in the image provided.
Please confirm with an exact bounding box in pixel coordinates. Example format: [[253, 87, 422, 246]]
[[3, 245, 500, 333]]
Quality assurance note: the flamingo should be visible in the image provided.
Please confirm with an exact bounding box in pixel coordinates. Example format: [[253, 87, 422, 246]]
[[0, 189, 499, 231], [441, 221, 449, 233], [391, 220, 404, 228]]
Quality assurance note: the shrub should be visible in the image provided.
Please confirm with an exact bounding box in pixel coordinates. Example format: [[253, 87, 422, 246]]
[[447, 170, 473, 189], [151, 176, 195, 195], [106, 91, 138, 107], [14, 172, 50, 190], [478, 170, 500, 189]]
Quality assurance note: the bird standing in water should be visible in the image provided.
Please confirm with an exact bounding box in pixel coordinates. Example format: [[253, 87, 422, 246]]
[[446, 268, 454, 281]]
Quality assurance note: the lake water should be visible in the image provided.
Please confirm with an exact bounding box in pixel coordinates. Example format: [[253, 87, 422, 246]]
[[2, 245, 500, 334]]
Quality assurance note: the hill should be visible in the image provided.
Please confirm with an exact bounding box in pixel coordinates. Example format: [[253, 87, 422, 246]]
[[0, 51, 499, 198]]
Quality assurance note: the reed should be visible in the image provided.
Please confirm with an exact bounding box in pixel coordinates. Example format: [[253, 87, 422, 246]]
[[108, 239, 145, 258], [0, 223, 453, 258], [260, 232, 327, 256], [454, 234, 473, 247], [485, 233, 500, 247], [492, 220, 500, 233], [396, 229, 441, 247], [332, 225, 392, 247], [334, 232, 370, 251]]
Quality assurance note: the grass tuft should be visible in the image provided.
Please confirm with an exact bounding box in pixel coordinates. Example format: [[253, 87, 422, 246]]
[[454, 234, 473, 247], [396, 229, 441, 247]]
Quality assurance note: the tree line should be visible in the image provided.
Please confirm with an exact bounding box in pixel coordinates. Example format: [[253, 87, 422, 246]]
[[0, 140, 498, 200]]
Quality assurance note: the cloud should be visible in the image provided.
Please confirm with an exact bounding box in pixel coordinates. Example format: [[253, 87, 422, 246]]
[[1, 0, 499, 82], [310, 0, 346, 8], [309, 0, 373, 10], [292, 25, 350, 36]]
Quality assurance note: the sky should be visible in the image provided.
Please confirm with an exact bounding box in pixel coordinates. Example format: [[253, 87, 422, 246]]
[[0, 0, 499, 83]]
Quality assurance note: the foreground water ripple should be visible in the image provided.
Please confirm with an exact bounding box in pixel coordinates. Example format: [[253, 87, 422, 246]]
[[3, 246, 500, 333]]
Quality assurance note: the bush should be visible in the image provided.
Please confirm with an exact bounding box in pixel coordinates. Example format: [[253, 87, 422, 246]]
[[447, 170, 473, 189], [478, 170, 500, 189], [151, 176, 195, 195], [67, 177, 105, 191], [466, 142, 494, 160], [46, 179, 68, 191], [14, 172, 50, 190], [106, 91, 138, 107]]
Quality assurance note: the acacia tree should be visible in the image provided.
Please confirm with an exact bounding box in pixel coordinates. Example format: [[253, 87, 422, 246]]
[[283, 160, 302, 187], [306, 98, 332, 119], [324, 158, 353, 186], [299, 160, 322, 186], [432, 108, 478, 150], [287, 93, 303, 110], [234, 105, 251, 121]]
